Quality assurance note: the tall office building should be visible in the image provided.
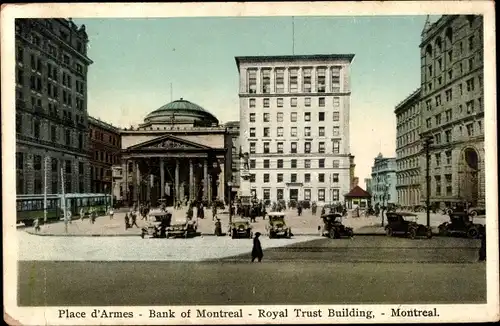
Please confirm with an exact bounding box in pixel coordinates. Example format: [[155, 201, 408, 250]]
[[395, 88, 422, 208], [15, 18, 93, 195], [370, 153, 397, 206], [224, 121, 241, 198], [419, 15, 484, 207], [235, 54, 355, 204]]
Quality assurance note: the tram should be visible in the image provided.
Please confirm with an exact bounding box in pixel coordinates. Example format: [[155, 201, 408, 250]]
[[16, 193, 111, 226]]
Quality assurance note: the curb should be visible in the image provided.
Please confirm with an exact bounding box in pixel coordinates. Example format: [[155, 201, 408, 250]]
[[25, 231, 399, 237]]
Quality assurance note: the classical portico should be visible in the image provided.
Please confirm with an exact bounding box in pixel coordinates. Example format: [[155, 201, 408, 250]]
[[119, 99, 232, 207]]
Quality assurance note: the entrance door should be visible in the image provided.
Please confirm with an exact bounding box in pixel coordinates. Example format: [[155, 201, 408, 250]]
[[289, 189, 298, 201]]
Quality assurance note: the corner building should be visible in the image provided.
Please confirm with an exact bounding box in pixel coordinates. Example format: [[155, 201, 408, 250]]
[[236, 54, 355, 204], [395, 88, 422, 208], [419, 15, 484, 207], [15, 19, 93, 195]]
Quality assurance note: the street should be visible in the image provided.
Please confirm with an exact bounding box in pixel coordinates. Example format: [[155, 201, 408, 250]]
[[17, 231, 486, 306]]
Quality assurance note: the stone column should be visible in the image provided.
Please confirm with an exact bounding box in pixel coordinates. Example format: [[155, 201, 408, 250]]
[[135, 160, 140, 204], [189, 159, 194, 201], [311, 66, 316, 93], [256, 68, 261, 94], [175, 159, 180, 204], [123, 159, 128, 203], [218, 160, 225, 203], [203, 160, 208, 201], [160, 158, 165, 200]]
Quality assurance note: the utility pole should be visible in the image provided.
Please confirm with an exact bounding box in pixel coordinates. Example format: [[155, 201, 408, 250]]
[[43, 157, 50, 223], [61, 167, 67, 233], [424, 137, 433, 228]]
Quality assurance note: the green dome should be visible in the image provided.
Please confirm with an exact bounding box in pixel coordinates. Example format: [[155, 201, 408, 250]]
[[144, 98, 219, 125]]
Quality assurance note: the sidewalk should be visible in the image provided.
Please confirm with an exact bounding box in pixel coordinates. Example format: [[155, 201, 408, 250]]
[[25, 207, 382, 237]]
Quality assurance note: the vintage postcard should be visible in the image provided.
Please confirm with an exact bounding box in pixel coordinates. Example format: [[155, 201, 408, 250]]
[[2, 1, 498, 325]]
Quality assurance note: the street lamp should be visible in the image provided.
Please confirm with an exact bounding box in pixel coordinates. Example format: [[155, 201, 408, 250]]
[[227, 181, 233, 225], [381, 183, 390, 227]]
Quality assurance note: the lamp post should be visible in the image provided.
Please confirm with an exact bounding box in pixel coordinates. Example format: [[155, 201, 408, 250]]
[[43, 156, 50, 224], [424, 137, 433, 228], [381, 183, 390, 226], [227, 181, 233, 225]]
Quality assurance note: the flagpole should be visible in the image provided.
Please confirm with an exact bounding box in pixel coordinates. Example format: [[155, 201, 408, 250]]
[[292, 16, 295, 55]]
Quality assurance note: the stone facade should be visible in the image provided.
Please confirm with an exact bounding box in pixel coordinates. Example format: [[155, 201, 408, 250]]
[[15, 18, 93, 195], [236, 54, 355, 204], [419, 15, 484, 207], [370, 154, 397, 206], [395, 88, 422, 208], [88, 117, 121, 193]]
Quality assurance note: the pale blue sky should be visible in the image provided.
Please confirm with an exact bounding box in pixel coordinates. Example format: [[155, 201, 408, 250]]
[[73, 15, 441, 187]]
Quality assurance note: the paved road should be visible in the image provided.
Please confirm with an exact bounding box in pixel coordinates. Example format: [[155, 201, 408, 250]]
[[18, 260, 486, 306]]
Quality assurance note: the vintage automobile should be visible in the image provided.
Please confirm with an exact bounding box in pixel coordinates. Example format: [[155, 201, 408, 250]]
[[468, 206, 486, 217], [438, 212, 483, 238], [140, 210, 172, 239], [266, 212, 292, 238], [320, 213, 354, 239], [166, 215, 198, 238], [230, 218, 253, 239], [385, 212, 433, 239]]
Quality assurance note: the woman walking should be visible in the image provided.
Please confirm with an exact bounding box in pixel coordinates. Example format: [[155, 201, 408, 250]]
[[251, 232, 263, 262]]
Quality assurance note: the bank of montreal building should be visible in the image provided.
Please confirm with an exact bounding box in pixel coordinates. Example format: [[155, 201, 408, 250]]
[[236, 54, 354, 204]]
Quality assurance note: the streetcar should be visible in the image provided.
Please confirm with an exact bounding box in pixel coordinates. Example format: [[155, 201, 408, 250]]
[[16, 193, 111, 226]]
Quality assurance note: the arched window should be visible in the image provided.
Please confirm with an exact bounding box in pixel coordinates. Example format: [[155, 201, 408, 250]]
[[435, 37, 442, 56], [445, 27, 453, 47]]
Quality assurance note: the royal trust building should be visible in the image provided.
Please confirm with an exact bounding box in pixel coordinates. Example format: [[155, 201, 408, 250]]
[[419, 15, 485, 208], [15, 18, 93, 195], [235, 54, 355, 204]]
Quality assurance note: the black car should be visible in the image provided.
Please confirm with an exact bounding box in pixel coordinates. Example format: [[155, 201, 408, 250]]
[[438, 212, 483, 239], [385, 212, 432, 239], [320, 213, 353, 239]]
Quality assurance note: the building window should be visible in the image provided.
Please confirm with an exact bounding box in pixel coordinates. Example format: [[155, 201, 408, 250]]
[[263, 127, 270, 137], [332, 173, 339, 183], [249, 142, 256, 154], [263, 159, 270, 169], [263, 113, 270, 122], [331, 67, 341, 92], [435, 176, 441, 196], [304, 127, 310, 137], [290, 97, 298, 107], [248, 70, 257, 93], [466, 123, 474, 136], [250, 159, 256, 169], [333, 97, 340, 107], [318, 97, 325, 107], [277, 188, 284, 200], [291, 159, 297, 169], [33, 119, 41, 138], [435, 133, 441, 144], [445, 109, 452, 122], [435, 95, 441, 106], [426, 118, 432, 128], [249, 128, 256, 137], [466, 78, 475, 92], [277, 98, 283, 108], [304, 142, 311, 153], [445, 89, 452, 102], [435, 153, 441, 167], [333, 112, 340, 121], [263, 188, 271, 200], [291, 127, 298, 137], [333, 160, 339, 168], [303, 68, 312, 92], [65, 160, 72, 174], [332, 126, 339, 136], [305, 97, 311, 107], [435, 113, 442, 125], [277, 142, 283, 153], [290, 112, 297, 122], [263, 174, 270, 183], [277, 159, 283, 169], [333, 141, 340, 154], [445, 151, 452, 165], [319, 127, 325, 137], [261, 69, 271, 93], [317, 67, 326, 93], [289, 68, 298, 93], [319, 159, 325, 168], [318, 112, 325, 121], [277, 112, 283, 122], [466, 100, 475, 114], [318, 173, 325, 182], [304, 189, 311, 200], [277, 174, 283, 183], [290, 174, 297, 183], [249, 98, 256, 108], [304, 112, 311, 121], [263, 142, 270, 154], [249, 113, 255, 122], [445, 129, 452, 143], [275, 69, 285, 93], [318, 142, 325, 153], [16, 152, 24, 170], [304, 173, 311, 183], [304, 159, 311, 169], [277, 127, 284, 137], [263, 98, 270, 108], [318, 189, 326, 201], [250, 174, 256, 182], [290, 142, 297, 153]]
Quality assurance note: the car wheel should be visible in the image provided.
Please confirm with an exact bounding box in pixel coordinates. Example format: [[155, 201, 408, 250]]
[[438, 224, 448, 236], [426, 228, 433, 239], [347, 229, 354, 238], [470, 210, 478, 218], [408, 228, 417, 240], [385, 227, 393, 237], [467, 227, 479, 239], [140, 232, 145, 239]]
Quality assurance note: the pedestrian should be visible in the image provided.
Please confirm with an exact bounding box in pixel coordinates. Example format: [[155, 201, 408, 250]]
[[33, 218, 41, 232], [321, 206, 326, 216], [251, 232, 263, 262], [80, 208, 85, 221], [124, 213, 130, 230], [199, 203, 205, 219], [261, 205, 267, 220], [131, 211, 139, 228], [109, 207, 114, 220], [478, 227, 486, 262]]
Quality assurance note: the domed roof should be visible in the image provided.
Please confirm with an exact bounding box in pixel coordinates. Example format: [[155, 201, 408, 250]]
[[144, 98, 219, 125]]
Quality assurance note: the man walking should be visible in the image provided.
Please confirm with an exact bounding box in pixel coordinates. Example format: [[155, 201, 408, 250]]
[[251, 232, 263, 262], [130, 210, 139, 228]]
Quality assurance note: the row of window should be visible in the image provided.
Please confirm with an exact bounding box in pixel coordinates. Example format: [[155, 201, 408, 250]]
[[424, 77, 482, 112], [250, 126, 341, 138], [396, 174, 420, 186], [247, 66, 342, 94], [397, 156, 420, 171], [396, 130, 420, 148], [396, 116, 420, 135], [249, 111, 341, 123], [16, 174, 85, 195], [249, 141, 342, 154], [397, 143, 421, 159], [248, 158, 342, 169], [396, 102, 420, 124], [431, 120, 481, 146], [258, 188, 340, 202], [433, 174, 454, 197], [15, 153, 84, 174], [90, 166, 112, 180], [249, 96, 341, 108], [248, 172, 340, 184], [93, 150, 120, 165], [90, 129, 120, 147], [423, 56, 482, 94]]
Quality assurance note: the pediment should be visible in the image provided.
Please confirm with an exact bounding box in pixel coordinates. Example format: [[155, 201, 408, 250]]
[[127, 134, 212, 151]]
